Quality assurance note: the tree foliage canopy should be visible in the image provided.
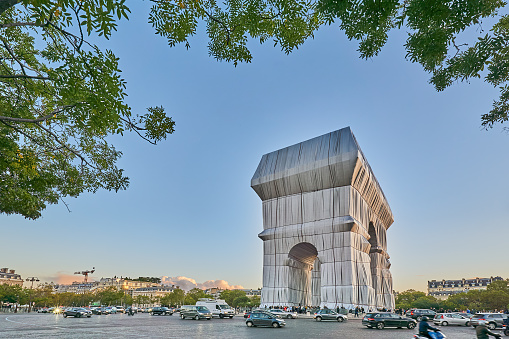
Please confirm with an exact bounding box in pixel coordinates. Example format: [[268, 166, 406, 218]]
[[0, 0, 175, 219], [149, 0, 509, 129], [3, 0, 508, 219]]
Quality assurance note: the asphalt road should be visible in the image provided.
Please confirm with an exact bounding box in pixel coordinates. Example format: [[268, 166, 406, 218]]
[[0, 312, 502, 338]]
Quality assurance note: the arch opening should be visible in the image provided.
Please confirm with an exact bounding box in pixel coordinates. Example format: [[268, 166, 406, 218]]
[[287, 243, 319, 307], [289, 242, 318, 265]]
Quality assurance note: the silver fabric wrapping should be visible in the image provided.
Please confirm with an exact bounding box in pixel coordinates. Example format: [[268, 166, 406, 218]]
[[252, 127, 395, 310]]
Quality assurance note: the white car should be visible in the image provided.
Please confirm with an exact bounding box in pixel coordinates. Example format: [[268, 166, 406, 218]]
[[268, 309, 298, 319]]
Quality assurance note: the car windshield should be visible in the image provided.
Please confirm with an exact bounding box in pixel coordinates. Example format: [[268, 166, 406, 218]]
[[196, 306, 209, 312], [472, 314, 486, 319], [218, 305, 231, 309]]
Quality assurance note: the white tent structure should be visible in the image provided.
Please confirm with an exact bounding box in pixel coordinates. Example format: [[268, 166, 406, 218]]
[[251, 127, 395, 310]]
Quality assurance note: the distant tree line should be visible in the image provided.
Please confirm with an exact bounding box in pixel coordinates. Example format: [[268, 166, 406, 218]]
[[396, 280, 509, 312], [0, 284, 260, 309]]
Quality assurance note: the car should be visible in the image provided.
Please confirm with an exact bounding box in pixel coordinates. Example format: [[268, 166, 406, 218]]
[[92, 307, 111, 315], [180, 305, 212, 320], [245, 311, 286, 328], [406, 309, 436, 321], [471, 313, 508, 329], [63, 307, 92, 318], [362, 312, 417, 330], [37, 308, 49, 313], [115, 306, 125, 314], [453, 312, 473, 319], [150, 307, 173, 316], [105, 306, 117, 314], [245, 309, 278, 318], [314, 309, 348, 322], [268, 309, 298, 319], [433, 313, 471, 326]]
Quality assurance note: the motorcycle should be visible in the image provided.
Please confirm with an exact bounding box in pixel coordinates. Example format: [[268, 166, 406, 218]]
[[413, 331, 446, 339], [127, 308, 135, 316]]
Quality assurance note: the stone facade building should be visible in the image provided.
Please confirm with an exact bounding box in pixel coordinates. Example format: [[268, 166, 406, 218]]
[[0, 268, 23, 286], [428, 276, 504, 300]]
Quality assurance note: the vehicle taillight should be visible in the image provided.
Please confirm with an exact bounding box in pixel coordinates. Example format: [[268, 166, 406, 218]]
[[368, 318, 375, 321], [247, 315, 250, 318], [440, 315, 443, 319], [410, 311, 414, 315]]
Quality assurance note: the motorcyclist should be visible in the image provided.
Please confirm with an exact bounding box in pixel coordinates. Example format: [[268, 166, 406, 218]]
[[476, 320, 502, 339], [418, 316, 440, 339], [127, 306, 134, 316]]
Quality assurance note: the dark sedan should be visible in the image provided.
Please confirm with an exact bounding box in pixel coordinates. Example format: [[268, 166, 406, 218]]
[[362, 312, 417, 330], [63, 307, 92, 318], [92, 307, 111, 315], [150, 307, 173, 316]]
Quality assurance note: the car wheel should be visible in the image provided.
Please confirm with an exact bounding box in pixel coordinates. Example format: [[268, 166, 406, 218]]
[[465, 321, 470, 326], [219, 314, 224, 319], [76, 313, 82, 318], [417, 316, 423, 321], [287, 314, 292, 319], [316, 316, 322, 321], [272, 322, 280, 328], [376, 322, 385, 330], [229, 316, 233, 319], [63, 314, 67, 318], [181, 315, 185, 319], [194, 315, 200, 320], [337, 317, 344, 322], [407, 322, 416, 329], [246, 321, 254, 327], [442, 321, 448, 326], [488, 322, 496, 330], [87, 315, 91, 318]]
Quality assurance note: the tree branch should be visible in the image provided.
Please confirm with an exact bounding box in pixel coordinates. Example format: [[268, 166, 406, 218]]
[[0, 74, 52, 80], [36, 121, 99, 170], [0, 104, 77, 123], [119, 116, 156, 145], [0, 22, 40, 29]]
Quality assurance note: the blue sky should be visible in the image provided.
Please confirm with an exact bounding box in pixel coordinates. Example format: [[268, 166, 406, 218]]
[[2, 3, 508, 292]]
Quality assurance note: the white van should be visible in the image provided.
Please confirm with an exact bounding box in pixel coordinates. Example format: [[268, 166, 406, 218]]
[[195, 299, 235, 318]]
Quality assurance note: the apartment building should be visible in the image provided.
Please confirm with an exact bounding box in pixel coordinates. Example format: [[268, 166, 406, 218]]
[[428, 276, 504, 300], [0, 268, 23, 286]]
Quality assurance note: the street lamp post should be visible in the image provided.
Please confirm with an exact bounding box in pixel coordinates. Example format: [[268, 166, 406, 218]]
[[26, 277, 40, 313]]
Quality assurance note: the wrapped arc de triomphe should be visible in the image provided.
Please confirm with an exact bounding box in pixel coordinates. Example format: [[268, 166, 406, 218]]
[[251, 127, 395, 310]]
